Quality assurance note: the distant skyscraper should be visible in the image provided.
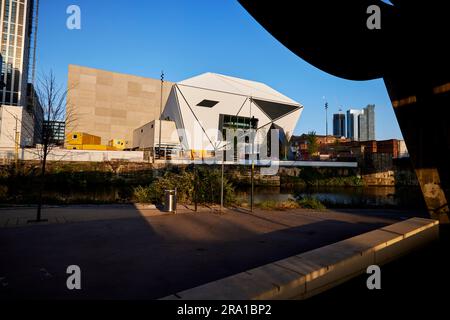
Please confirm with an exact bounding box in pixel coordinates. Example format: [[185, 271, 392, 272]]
[[0, 0, 36, 106], [365, 104, 375, 140], [333, 113, 345, 137], [359, 112, 367, 141], [346, 105, 376, 141], [346, 109, 362, 140]]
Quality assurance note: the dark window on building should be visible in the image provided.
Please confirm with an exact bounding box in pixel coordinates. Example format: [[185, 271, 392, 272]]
[[43, 121, 66, 145], [252, 98, 300, 120], [219, 114, 258, 130], [196, 99, 219, 108]]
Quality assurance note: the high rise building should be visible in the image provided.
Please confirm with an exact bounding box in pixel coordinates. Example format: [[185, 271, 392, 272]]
[[346, 105, 376, 141], [365, 104, 375, 141], [358, 111, 367, 141], [0, 0, 39, 147], [0, 0, 36, 106], [346, 109, 362, 140], [333, 113, 345, 137]]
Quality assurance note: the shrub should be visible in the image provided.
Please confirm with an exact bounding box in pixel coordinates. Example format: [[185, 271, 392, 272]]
[[297, 196, 326, 210], [258, 200, 278, 210], [195, 167, 235, 205], [133, 185, 154, 203], [258, 199, 300, 210], [133, 167, 236, 205], [280, 199, 301, 209]]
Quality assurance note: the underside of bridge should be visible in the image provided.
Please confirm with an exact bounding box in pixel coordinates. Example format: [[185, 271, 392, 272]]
[[238, 0, 450, 223]]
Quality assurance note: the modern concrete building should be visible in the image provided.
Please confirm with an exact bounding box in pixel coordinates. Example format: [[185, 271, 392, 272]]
[[132, 119, 179, 152], [161, 72, 303, 160], [67, 65, 173, 147], [333, 113, 345, 137], [0, 104, 33, 148], [67, 67, 303, 160], [43, 120, 65, 145]]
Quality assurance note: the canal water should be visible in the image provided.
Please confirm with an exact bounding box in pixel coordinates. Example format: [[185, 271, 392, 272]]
[[235, 186, 426, 209], [2, 182, 425, 210]]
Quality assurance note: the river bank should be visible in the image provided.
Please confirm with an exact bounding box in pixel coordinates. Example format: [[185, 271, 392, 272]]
[[0, 160, 423, 209]]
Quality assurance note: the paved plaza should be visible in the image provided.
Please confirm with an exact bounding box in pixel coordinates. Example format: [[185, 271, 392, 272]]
[[0, 205, 421, 299]]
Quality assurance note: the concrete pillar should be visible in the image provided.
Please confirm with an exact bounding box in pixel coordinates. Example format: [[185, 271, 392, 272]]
[[384, 74, 450, 224], [415, 169, 449, 223]]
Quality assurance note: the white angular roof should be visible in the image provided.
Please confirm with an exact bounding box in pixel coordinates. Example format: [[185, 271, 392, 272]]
[[178, 72, 299, 105]]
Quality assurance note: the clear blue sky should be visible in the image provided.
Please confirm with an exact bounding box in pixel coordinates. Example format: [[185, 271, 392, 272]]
[[37, 0, 403, 140]]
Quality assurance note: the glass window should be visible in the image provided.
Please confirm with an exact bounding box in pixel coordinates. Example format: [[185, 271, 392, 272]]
[[196, 99, 219, 108], [18, 3, 24, 22], [14, 70, 20, 91]]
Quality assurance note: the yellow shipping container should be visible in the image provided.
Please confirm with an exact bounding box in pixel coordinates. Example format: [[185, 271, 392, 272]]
[[67, 144, 82, 150], [66, 144, 116, 151], [81, 144, 116, 151], [66, 132, 101, 145], [190, 149, 210, 159], [108, 139, 126, 150]]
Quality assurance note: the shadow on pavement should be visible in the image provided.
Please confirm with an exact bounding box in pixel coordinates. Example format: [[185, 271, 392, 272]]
[[0, 206, 396, 300]]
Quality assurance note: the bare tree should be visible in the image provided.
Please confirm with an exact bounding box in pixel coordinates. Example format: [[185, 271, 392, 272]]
[[1, 71, 77, 221], [27, 71, 77, 222]]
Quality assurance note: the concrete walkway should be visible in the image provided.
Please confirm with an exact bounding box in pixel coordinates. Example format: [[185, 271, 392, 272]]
[[0, 204, 425, 299], [0, 204, 222, 228]]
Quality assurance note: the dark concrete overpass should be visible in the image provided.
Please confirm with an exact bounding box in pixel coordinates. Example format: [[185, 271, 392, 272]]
[[238, 0, 450, 223]]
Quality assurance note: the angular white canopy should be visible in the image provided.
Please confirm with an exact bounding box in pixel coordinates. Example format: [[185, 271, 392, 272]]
[[162, 72, 303, 151]]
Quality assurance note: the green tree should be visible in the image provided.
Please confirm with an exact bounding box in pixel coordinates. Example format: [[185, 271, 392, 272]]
[[306, 131, 319, 157]]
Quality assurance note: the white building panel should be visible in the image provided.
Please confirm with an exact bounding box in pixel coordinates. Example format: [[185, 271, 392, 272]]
[[161, 72, 304, 157], [180, 73, 297, 104], [237, 99, 272, 128], [272, 108, 303, 140], [177, 83, 248, 133]]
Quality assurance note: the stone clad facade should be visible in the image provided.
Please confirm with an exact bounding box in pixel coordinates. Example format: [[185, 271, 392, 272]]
[[67, 65, 173, 147]]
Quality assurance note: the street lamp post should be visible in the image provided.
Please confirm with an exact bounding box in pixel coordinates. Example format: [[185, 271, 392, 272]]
[[220, 152, 224, 212], [325, 101, 329, 137], [250, 115, 257, 213], [158, 71, 164, 160]]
